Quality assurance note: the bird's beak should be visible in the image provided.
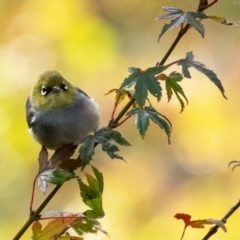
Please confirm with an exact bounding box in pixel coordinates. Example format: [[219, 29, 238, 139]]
[[52, 86, 61, 93]]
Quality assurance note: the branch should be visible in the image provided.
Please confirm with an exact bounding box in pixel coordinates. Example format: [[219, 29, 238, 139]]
[[159, 0, 218, 66], [202, 199, 240, 240], [13, 184, 62, 240]]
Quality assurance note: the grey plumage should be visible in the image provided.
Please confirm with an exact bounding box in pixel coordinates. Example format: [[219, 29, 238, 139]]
[[26, 72, 100, 149]]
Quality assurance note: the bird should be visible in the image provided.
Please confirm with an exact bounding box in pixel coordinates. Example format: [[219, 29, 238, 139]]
[[26, 70, 100, 150]]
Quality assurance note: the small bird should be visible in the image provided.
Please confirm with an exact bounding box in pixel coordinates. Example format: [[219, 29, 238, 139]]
[[26, 70, 100, 150]]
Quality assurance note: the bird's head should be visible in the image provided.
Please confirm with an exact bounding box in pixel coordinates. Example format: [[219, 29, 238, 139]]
[[30, 71, 77, 111]]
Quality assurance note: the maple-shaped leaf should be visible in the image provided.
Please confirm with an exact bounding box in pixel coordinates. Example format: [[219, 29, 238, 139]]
[[78, 166, 104, 219], [127, 106, 171, 143], [156, 7, 208, 40], [165, 71, 188, 112], [120, 66, 167, 106], [79, 128, 130, 167], [178, 52, 227, 99], [32, 218, 76, 240]]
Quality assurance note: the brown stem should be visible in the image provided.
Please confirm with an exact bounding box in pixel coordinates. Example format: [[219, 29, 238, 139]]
[[159, 23, 190, 66]]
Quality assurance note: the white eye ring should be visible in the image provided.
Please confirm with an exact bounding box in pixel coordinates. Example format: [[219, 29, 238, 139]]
[[61, 82, 68, 90], [41, 86, 47, 96]]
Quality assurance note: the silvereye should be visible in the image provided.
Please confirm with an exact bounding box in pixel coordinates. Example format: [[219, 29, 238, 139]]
[[26, 70, 100, 149]]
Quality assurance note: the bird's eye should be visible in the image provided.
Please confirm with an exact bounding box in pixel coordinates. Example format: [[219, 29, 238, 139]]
[[41, 86, 48, 96], [61, 82, 68, 91]]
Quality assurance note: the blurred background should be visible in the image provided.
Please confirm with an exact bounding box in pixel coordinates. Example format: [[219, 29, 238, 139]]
[[0, 0, 240, 239]]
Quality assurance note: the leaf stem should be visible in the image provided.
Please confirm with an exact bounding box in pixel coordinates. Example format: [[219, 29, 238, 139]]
[[109, 98, 135, 127], [30, 174, 38, 213], [180, 226, 187, 240], [12, 184, 62, 240]]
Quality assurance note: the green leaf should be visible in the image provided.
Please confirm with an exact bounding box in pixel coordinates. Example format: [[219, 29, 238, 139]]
[[120, 66, 167, 106], [46, 169, 77, 185], [72, 218, 103, 235], [91, 165, 104, 193], [156, 7, 208, 40], [101, 141, 123, 160], [78, 166, 104, 219], [131, 108, 150, 139], [79, 135, 96, 167], [178, 52, 227, 99], [156, 6, 183, 21], [128, 67, 141, 73], [95, 128, 130, 160], [158, 14, 185, 41], [127, 107, 172, 143], [165, 71, 188, 112], [185, 12, 206, 37], [96, 129, 131, 146]]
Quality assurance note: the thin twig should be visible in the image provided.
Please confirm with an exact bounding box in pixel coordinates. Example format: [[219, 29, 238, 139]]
[[202, 199, 240, 240]]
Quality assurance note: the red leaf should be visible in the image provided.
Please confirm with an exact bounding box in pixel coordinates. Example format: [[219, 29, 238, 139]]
[[174, 213, 191, 226]]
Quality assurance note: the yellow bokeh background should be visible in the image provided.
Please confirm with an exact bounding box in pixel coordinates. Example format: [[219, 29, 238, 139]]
[[1, 0, 240, 239]]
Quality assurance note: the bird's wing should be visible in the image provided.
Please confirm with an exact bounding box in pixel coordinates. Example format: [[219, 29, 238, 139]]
[[76, 87, 89, 98], [26, 97, 36, 128]]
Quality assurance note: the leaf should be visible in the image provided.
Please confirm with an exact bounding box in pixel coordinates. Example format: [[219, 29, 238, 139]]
[[165, 71, 188, 112], [206, 219, 227, 232], [79, 135, 96, 167], [156, 6, 208, 40], [178, 52, 227, 99], [37, 145, 77, 193], [58, 158, 83, 172], [96, 128, 131, 147], [105, 88, 134, 105], [155, 6, 183, 21], [94, 128, 130, 160], [158, 14, 185, 41], [127, 107, 172, 143], [184, 12, 206, 37], [49, 144, 77, 169], [38, 170, 52, 193], [120, 66, 167, 106], [72, 218, 107, 236], [174, 213, 227, 231], [32, 218, 76, 240], [38, 169, 76, 193], [208, 15, 234, 25], [46, 169, 77, 185], [78, 166, 104, 219], [32, 221, 42, 239], [38, 146, 50, 173]]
